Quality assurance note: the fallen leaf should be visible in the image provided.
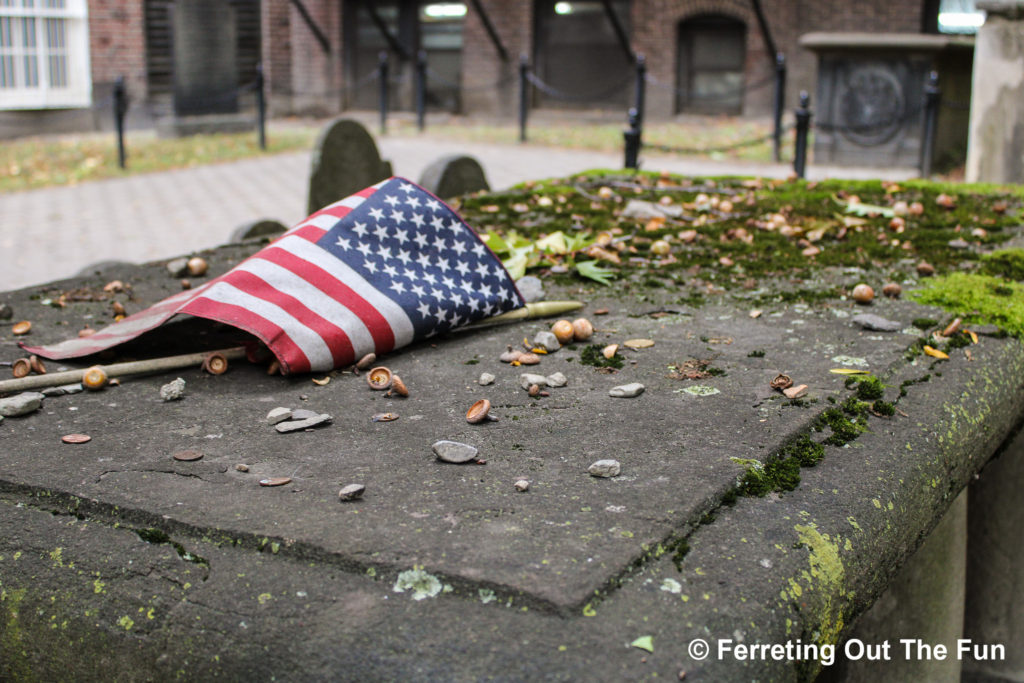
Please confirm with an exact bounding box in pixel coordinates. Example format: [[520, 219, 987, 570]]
[[623, 338, 654, 349], [966, 330, 979, 344], [923, 345, 949, 360], [630, 635, 654, 653], [830, 368, 870, 375], [312, 376, 331, 386]]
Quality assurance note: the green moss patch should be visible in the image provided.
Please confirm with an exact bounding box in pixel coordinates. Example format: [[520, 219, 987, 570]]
[[980, 248, 1024, 281], [911, 273, 1024, 338], [579, 343, 624, 368]]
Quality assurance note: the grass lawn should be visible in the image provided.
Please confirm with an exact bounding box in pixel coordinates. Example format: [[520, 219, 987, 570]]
[[0, 114, 781, 194]]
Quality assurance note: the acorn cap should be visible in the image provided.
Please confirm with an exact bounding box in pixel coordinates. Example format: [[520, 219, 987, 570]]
[[366, 366, 393, 390], [466, 398, 491, 424]]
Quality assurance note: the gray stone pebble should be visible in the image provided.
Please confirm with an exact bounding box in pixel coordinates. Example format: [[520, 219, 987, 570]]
[[588, 459, 621, 478], [478, 372, 495, 386], [545, 372, 568, 388], [42, 383, 84, 397], [160, 378, 186, 402], [0, 392, 44, 417], [275, 413, 332, 433], [166, 257, 190, 278], [291, 408, 321, 420], [519, 373, 548, 390], [609, 382, 645, 398], [0, 303, 12, 320], [338, 483, 366, 501], [852, 314, 903, 332], [432, 440, 479, 463], [266, 407, 293, 424], [532, 330, 561, 353], [514, 275, 545, 303]]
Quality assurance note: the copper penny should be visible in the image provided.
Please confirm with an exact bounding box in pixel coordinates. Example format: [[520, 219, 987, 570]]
[[172, 449, 203, 462], [61, 434, 92, 444], [259, 477, 292, 487]]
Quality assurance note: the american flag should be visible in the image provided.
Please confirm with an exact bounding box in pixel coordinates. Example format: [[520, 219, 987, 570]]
[[23, 178, 525, 374]]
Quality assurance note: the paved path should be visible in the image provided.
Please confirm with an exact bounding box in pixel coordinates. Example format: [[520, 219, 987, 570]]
[[0, 135, 917, 291]]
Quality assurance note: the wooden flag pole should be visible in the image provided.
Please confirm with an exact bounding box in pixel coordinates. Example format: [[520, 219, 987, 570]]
[[0, 347, 248, 395]]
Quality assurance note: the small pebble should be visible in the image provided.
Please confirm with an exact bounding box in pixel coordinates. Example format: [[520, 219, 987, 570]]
[[339, 484, 366, 501], [515, 275, 545, 303], [235, 464, 250, 472], [266, 407, 293, 424], [588, 459, 621, 478], [432, 440, 479, 464], [609, 383, 645, 398], [0, 303, 12, 320], [275, 413, 332, 433], [545, 372, 568, 388], [514, 479, 530, 492], [519, 373, 547, 390], [783, 384, 808, 399], [532, 330, 561, 353], [290, 408, 320, 420], [42, 383, 84, 397], [852, 314, 903, 332], [166, 257, 190, 278], [159, 377, 186, 402], [0, 392, 44, 417], [478, 372, 495, 386]]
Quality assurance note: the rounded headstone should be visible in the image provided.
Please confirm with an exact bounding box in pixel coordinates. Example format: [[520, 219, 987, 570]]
[[307, 118, 393, 214], [417, 155, 490, 200], [229, 219, 287, 243]]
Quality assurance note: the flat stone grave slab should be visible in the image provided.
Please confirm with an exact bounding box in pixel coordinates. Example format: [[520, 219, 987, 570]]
[[2, 173, 1023, 680]]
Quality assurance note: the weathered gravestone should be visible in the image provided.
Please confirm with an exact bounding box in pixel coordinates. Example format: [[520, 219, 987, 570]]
[[417, 154, 490, 200], [172, 0, 238, 116], [229, 219, 287, 243], [307, 118, 393, 215]]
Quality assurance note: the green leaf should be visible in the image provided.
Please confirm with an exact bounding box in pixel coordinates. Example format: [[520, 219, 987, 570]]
[[482, 230, 509, 255], [575, 260, 616, 286], [503, 251, 528, 281], [836, 196, 895, 218], [535, 231, 569, 255], [630, 635, 654, 653]]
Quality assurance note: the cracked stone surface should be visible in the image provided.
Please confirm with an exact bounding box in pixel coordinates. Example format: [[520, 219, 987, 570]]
[[1, 241, 1023, 680]]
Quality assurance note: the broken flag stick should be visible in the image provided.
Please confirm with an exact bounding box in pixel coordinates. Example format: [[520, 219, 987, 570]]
[[0, 346, 248, 395], [462, 300, 584, 331]]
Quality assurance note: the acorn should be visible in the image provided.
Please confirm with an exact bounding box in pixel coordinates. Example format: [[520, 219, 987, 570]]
[[202, 351, 229, 375], [11, 358, 31, 378], [82, 365, 108, 390], [78, 326, 97, 338], [770, 374, 793, 391], [111, 301, 126, 317], [551, 320, 575, 345], [517, 352, 541, 365], [650, 240, 671, 256], [916, 261, 935, 277], [882, 283, 902, 298], [388, 375, 409, 397], [12, 320, 31, 335], [29, 355, 45, 375], [366, 366, 393, 390], [466, 398, 492, 424], [852, 284, 874, 304], [266, 359, 281, 375], [572, 318, 594, 342], [356, 352, 377, 370], [187, 257, 208, 277]]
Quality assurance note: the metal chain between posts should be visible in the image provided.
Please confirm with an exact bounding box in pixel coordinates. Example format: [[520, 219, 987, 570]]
[[644, 71, 777, 101], [641, 124, 794, 156], [424, 65, 515, 92], [525, 70, 634, 103]]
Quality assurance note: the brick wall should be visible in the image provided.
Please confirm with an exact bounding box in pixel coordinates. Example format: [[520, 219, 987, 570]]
[[88, 0, 147, 102], [262, 0, 293, 115], [460, 0, 533, 119]]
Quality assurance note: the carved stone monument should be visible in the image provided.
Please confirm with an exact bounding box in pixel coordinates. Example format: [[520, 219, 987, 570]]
[[965, 1, 1024, 183], [307, 119, 393, 214], [172, 0, 238, 116], [417, 155, 491, 200]]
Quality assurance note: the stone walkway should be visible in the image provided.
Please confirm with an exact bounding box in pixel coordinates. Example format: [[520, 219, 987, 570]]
[[0, 135, 917, 291]]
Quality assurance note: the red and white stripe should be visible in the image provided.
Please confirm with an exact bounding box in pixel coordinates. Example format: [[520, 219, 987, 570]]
[[24, 179, 415, 374]]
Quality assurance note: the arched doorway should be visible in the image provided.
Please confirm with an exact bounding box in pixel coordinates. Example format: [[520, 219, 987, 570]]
[[676, 14, 746, 115]]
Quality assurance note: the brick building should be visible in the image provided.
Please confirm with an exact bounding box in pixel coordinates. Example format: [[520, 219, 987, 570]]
[[0, 0, 975, 136]]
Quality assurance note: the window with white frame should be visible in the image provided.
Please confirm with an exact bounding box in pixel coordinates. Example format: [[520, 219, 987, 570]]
[[0, 0, 90, 109]]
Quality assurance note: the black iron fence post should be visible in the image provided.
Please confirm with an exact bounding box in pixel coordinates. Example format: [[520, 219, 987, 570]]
[[255, 62, 266, 150], [633, 53, 646, 128], [623, 107, 642, 170], [518, 53, 529, 143], [772, 52, 786, 162], [113, 75, 127, 169], [415, 50, 427, 132], [378, 51, 389, 135], [793, 90, 811, 179], [920, 70, 941, 178]]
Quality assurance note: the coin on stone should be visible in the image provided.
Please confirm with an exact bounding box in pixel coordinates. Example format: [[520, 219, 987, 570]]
[[61, 434, 92, 444]]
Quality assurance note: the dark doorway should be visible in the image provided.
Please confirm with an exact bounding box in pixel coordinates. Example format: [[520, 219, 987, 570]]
[[344, 1, 466, 112], [676, 14, 746, 115], [533, 0, 632, 109]]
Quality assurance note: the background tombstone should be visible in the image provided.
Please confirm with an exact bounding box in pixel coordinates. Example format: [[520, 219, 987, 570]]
[[229, 219, 287, 244], [307, 118, 393, 215], [417, 155, 490, 200], [965, 1, 1024, 183], [172, 0, 238, 116]]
